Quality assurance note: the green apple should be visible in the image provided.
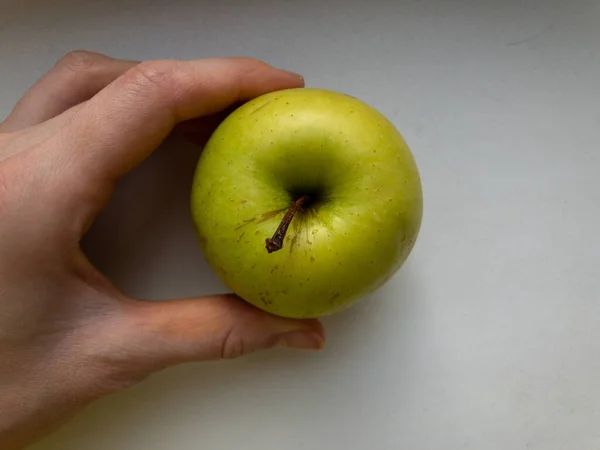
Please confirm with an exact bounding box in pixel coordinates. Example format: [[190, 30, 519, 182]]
[[191, 88, 422, 318]]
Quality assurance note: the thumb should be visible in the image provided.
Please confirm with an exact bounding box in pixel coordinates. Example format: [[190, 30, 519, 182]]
[[117, 294, 325, 371]]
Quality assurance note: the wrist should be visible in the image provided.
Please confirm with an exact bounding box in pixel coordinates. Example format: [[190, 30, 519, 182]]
[[0, 376, 72, 450], [0, 349, 126, 450]]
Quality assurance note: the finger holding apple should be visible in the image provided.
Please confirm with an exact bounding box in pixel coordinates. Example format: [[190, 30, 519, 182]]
[[191, 88, 422, 319]]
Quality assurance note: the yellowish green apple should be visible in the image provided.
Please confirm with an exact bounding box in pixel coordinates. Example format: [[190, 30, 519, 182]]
[[191, 88, 422, 318]]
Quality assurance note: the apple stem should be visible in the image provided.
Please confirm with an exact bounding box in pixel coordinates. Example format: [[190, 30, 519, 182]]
[[265, 195, 310, 253]]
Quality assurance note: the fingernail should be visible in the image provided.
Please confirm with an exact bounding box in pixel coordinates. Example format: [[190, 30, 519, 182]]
[[277, 331, 324, 350], [280, 69, 305, 83]]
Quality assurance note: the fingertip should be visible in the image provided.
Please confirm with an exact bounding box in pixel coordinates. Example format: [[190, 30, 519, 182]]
[[306, 318, 326, 341], [265, 315, 325, 350], [225, 57, 304, 86], [277, 330, 325, 350], [278, 69, 305, 87]]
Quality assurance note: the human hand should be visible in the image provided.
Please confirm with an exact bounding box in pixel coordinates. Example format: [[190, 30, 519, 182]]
[[0, 51, 325, 450]]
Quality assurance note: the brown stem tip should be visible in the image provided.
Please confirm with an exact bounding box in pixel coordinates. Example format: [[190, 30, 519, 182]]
[[265, 195, 310, 253]]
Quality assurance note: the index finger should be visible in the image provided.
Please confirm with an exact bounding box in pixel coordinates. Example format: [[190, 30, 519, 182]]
[[58, 58, 304, 184]]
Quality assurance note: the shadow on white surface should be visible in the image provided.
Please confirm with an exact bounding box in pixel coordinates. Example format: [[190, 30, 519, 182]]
[[32, 275, 423, 450], [41, 126, 424, 449], [81, 132, 226, 300], [61, 127, 425, 450], [10, 0, 600, 448]]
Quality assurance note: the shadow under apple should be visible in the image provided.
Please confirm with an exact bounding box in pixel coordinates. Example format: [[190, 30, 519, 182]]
[[39, 132, 424, 450], [31, 272, 422, 450], [81, 132, 226, 300]]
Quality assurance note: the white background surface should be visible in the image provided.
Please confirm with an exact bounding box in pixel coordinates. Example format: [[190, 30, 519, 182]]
[[2, 0, 600, 449]]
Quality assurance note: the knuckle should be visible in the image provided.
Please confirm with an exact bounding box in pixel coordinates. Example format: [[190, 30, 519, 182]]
[[220, 329, 246, 359], [57, 50, 102, 73], [231, 58, 274, 88], [227, 57, 268, 79], [126, 61, 179, 92]]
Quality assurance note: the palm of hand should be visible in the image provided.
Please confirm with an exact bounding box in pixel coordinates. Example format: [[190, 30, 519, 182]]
[[0, 51, 323, 450]]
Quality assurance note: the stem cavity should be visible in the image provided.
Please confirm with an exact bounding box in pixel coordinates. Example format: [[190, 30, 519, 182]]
[[265, 195, 310, 253]]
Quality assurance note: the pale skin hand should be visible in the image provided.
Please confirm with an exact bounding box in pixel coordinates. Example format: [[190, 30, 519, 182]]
[[0, 51, 325, 450]]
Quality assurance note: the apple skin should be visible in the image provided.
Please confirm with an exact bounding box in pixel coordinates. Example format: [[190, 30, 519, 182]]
[[191, 88, 422, 318]]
